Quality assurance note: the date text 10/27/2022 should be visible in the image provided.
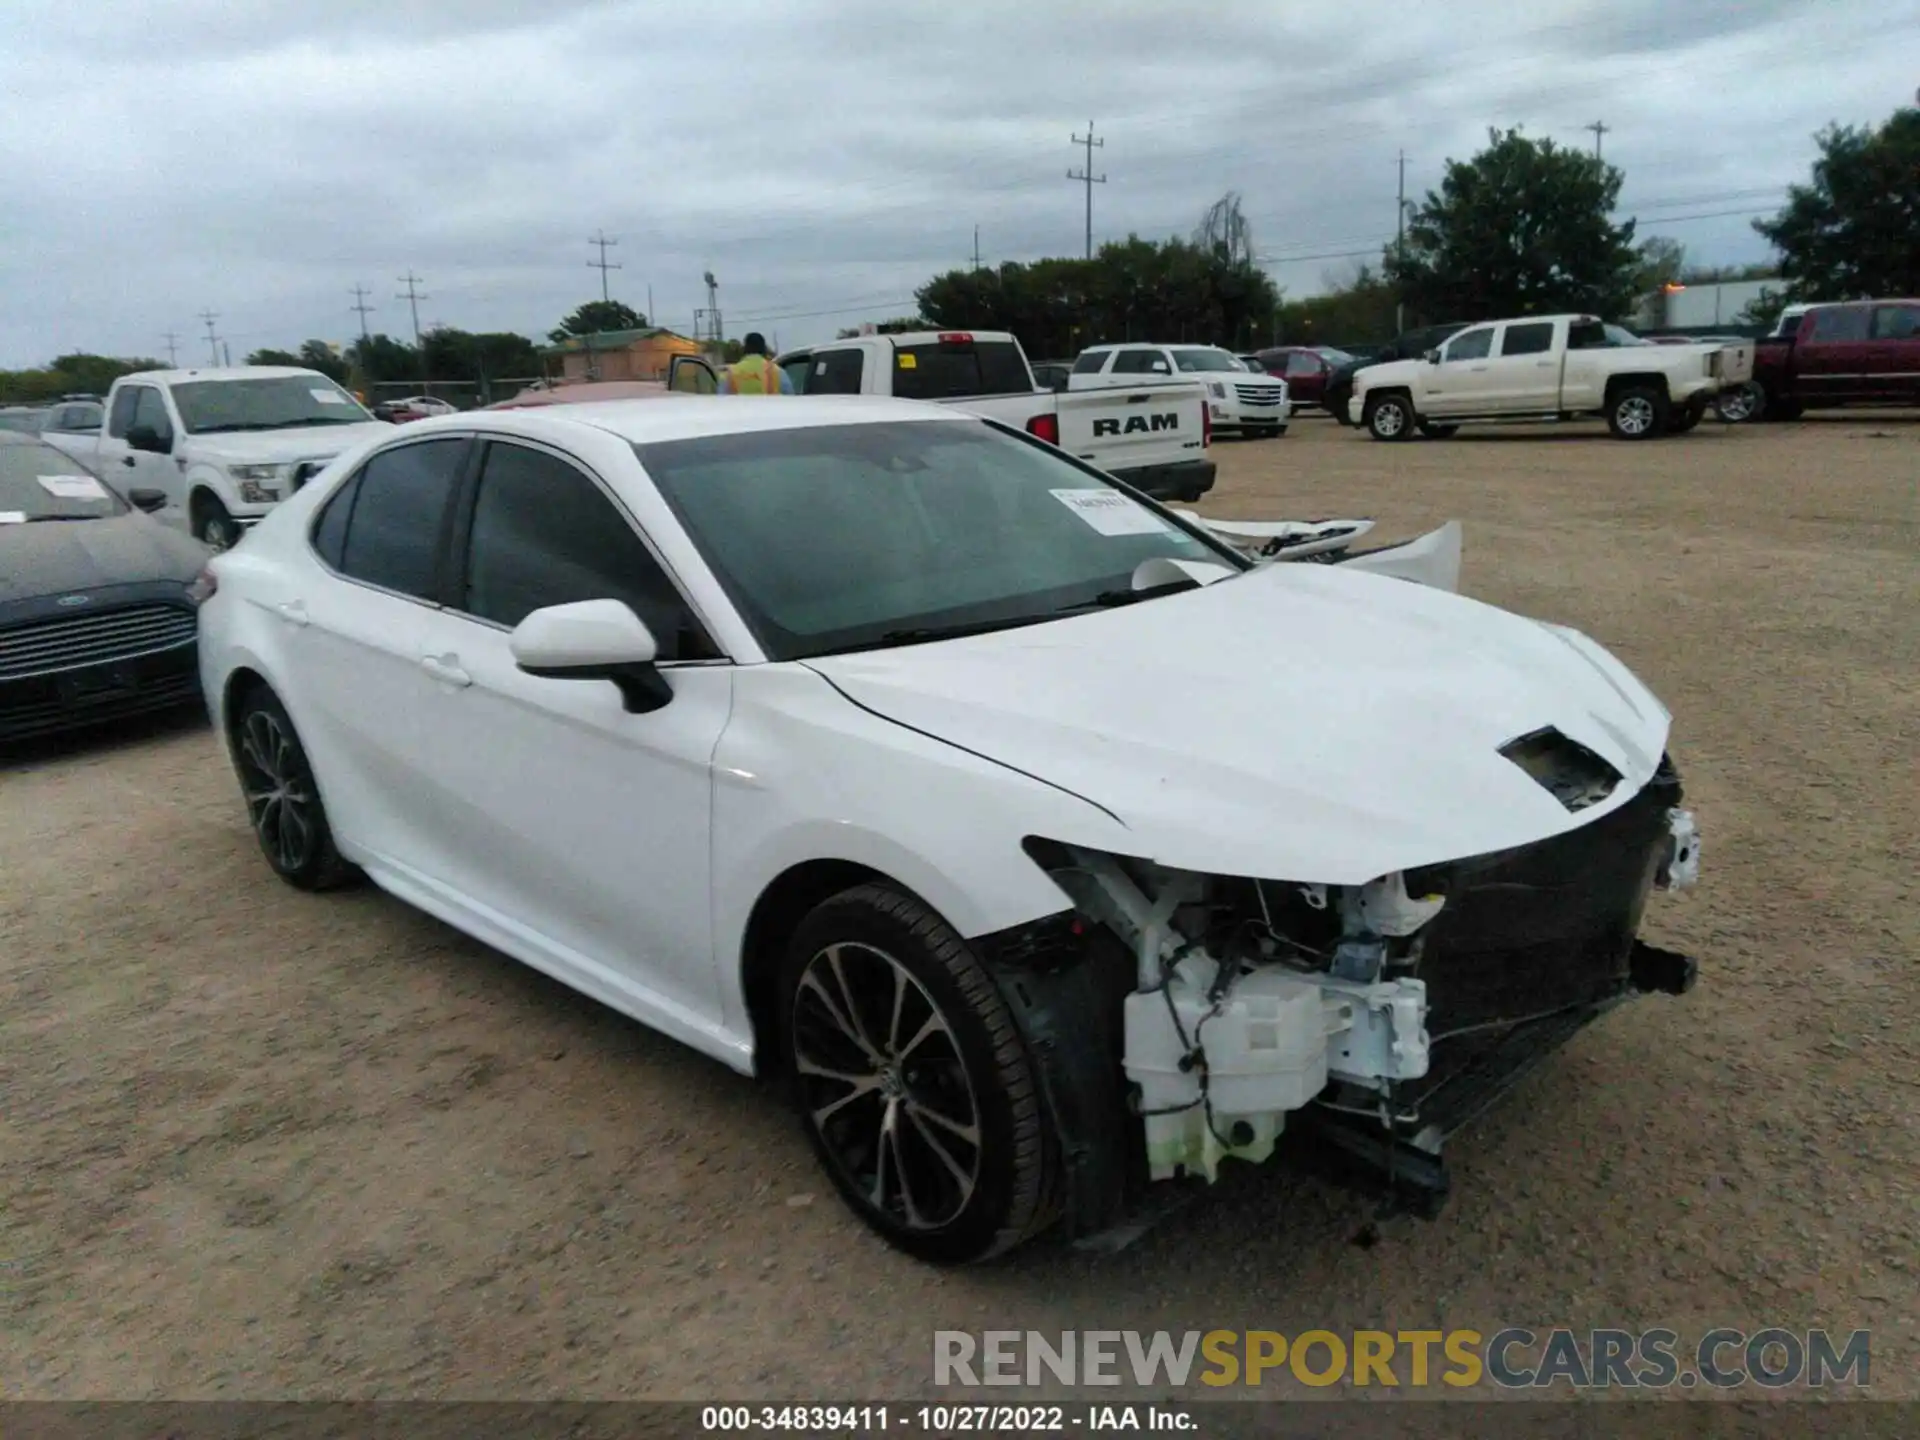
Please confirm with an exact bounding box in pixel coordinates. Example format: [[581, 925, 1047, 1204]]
[[701, 1405, 1198, 1432]]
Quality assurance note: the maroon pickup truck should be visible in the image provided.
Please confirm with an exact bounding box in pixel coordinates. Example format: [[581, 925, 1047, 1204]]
[[1749, 299, 1920, 420]]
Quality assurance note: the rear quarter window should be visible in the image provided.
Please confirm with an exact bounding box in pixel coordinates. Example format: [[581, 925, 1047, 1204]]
[[891, 341, 1032, 399]]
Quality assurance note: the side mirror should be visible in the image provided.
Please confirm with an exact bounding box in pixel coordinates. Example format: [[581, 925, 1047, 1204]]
[[509, 599, 671, 714], [126, 423, 172, 454], [128, 487, 167, 513], [1424, 349, 1442, 365]]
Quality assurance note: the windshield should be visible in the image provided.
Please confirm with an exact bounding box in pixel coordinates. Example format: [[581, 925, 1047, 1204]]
[[171, 376, 374, 433], [0, 437, 127, 522], [0, 409, 47, 433], [1168, 348, 1241, 373], [1314, 347, 1356, 366], [635, 420, 1245, 661], [1603, 324, 1651, 347]]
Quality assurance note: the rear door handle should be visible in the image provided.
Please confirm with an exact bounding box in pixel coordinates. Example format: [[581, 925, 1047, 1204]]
[[419, 653, 472, 688], [122, 455, 136, 467], [276, 600, 309, 627]]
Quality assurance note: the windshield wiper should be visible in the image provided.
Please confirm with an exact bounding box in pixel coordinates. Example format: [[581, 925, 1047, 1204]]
[[833, 613, 1059, 653], [1066, 579, 1200, 612], [23, 514, 96, 522]]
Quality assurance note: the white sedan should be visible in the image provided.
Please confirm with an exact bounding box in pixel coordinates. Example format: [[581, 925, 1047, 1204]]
[[196, 396, 1702, 1263]]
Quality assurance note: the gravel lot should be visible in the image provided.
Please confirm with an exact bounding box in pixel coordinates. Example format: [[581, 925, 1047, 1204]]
[[3, 413, 1915, 1402]]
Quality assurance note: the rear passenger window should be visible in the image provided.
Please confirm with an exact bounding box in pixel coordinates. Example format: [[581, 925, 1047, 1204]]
[[1071, 351, 1109, 374], [1808, 307, 1870, 342], [459, 441, 714, 660], [807, 349, 865, 394], [890, 341, 1031, 399], [1500, 322, 1555, 356], [334, 438, 468, 600], [1284, 352, 1320, 377], [1112, 350, 1166, 374], [310, 477, 356, 569], [1870, 305, 1920, 340]]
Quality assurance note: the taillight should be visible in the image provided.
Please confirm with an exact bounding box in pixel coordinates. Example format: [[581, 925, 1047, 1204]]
[[1202, 402, 1212, 447], [1026, 412, 1060, 445], [185, 565, 218, 606]]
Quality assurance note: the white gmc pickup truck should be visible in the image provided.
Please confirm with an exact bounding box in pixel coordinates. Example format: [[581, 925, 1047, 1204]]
[[1351, 313, 1755, 441], [755, 331, 1218, 502], [86, 367, 392, 548]]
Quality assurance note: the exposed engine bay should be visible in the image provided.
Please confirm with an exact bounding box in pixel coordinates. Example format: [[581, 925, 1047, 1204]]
[[984, 756, 1701, 1237]]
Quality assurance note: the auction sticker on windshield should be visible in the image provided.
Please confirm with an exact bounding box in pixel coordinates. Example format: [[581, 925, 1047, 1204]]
[[311, 389, 348, 404], [1051, 487, 1170, 536], [37, 474, 108, 500]]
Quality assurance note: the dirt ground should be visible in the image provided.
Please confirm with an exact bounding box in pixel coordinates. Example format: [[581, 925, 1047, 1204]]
[[2, 412, 1915, 1403]]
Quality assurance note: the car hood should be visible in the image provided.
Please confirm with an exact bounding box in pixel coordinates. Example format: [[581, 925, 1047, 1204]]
[[0, 511, 206, 602], [804, 564, 1673, 885], [186, 422, 390, 463], [1354, 359, 1423, 388]]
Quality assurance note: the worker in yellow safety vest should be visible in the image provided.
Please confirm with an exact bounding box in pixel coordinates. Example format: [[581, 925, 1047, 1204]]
[[718, 333, 794, 394]]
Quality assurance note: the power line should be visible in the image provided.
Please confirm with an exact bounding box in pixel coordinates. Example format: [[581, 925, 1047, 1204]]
[[1068, 121, 1106, 260], [396, 272, 428, 352], [588, 230, 622, 304], [349, 284, 376, 341], [1586, 120, 1611, 159], [161, 331, 179, 366], [198, 310, 220, 365]]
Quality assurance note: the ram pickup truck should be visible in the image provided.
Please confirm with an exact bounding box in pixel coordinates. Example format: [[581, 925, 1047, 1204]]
[[754, 331, 1217, 502], [1746, 299, 1920, 420], [1351, 314, 1754, 440], [86, 367, 391, 548]]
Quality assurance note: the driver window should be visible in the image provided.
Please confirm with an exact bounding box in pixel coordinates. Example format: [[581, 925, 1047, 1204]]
[[1443, 328, 1494, 363], [130, 387, 173, 441]]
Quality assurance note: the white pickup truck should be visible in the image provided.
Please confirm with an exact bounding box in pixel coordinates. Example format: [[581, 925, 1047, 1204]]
[[1068, 341, 1291, 438], [85, 367, 392, 548], [748, 330, 1218, 503], [1350, 313, 1755, 440]]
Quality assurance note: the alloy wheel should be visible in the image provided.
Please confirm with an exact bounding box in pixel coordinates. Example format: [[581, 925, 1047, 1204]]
[[1615, 396, 1656, 435], [791, 942, 983, 1232], [238, 709, 315, 873]]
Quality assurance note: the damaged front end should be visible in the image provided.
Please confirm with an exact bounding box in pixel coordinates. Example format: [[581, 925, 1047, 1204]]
[[982, 755, 1701, 1238]]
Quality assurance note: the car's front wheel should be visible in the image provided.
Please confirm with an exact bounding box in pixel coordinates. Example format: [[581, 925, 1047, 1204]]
[[231, 686, 357, 890], [193, 494, 242, 551], [780, 884, 1055, 1264], [1364, 392, 1414, 441]]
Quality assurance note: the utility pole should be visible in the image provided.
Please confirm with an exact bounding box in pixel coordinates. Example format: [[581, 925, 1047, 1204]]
[[1586, 120, 1610, 160], [588, 230, 621, 304], [349, 284, 376, 341], [161, 331, 179, 366], [1395, 150, 1408, 335], [647, 284, 655, 326], [198, 310, 220, 365], [222, 341, 232, 367], [396, 272, 427, 353], [1068, 121, 1106, 260], [972, 225, 982, 270]]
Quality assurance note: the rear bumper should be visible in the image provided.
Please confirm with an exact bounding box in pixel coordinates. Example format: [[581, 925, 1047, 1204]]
[[1111, 457, 1216, 503]]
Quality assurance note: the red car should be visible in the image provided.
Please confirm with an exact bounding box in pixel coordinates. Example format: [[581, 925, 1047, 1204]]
[[1243, 346, 1357, 412], [1748, 299, 1920, 419]]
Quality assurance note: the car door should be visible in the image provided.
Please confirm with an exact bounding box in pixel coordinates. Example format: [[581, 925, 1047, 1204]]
[[1796, 305, 1874, 402], [1421, 325, 1496, 415], [668, 355, 719, 393], [99, 386, 182, 525], [406, 436, 732, 1028], [1481, 319, 1560, 410], [1868, 302, 1920, 401], [281, 435, 475, 873], [1283, 350, 1326, 406]]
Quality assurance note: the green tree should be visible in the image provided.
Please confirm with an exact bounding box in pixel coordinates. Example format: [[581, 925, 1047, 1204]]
[[345, 333, 421, 385], [1273, 262, 1398, 346], [298, 340, 350, 382], [548, 300, 647, 343], [1385, 127, 1642, 321], [1753, 107, 1920, 300], [245, 347, 304, 367]]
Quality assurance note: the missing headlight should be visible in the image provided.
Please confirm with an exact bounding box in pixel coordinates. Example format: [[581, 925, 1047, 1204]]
[[1499, 726, 1622, 812]]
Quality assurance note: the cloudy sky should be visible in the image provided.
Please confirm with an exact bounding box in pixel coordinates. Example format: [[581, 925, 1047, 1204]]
[[2, 0, 1915, 368]]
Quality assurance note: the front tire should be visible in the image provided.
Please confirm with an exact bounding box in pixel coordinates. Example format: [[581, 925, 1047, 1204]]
[[1607, 385, 1669, 440], [193, 495, 242, 551], [1364, 392, 1414, 441], [231, 686, 357, 890], [780, 884, 1055, 1264]]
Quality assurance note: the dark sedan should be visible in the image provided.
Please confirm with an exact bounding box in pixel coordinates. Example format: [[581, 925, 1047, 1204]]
[[0, 434, 211, 742]]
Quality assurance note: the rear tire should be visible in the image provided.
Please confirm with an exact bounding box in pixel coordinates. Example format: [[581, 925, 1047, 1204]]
[[1666, 406, 1702, 435], [1715, 382, 1763, 423], [779, 883, 1056, 1264], [1607, 385, 1669, 440], [231, 686, 358, 891], [1364, 393, 1414, 441]]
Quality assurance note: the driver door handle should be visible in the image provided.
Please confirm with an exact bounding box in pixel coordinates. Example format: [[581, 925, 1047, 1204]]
[[276, 600, 309, 627], [122, 455, 136, 467], [420, 653, 472, 688]]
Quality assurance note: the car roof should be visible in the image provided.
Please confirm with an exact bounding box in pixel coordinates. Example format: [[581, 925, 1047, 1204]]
[[116, 366, 338, 384], [414, 393, 969, 446]]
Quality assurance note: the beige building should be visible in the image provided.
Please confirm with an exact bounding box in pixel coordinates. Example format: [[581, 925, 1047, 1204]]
[[541, 327, 706, 383]]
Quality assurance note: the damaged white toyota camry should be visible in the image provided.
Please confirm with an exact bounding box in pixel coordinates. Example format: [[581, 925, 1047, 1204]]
[[196, 395, 1701, 1264]]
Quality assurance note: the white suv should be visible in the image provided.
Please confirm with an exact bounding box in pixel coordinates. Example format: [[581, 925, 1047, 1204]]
[[1069, 343, 1290, 437]]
